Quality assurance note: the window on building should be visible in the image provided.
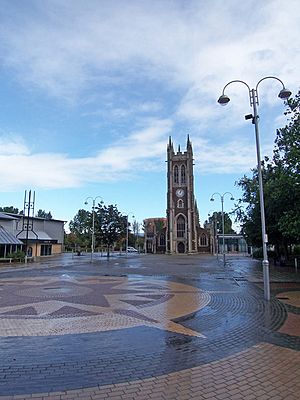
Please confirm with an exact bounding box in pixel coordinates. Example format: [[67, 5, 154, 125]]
[[174, 165, 179, 184], [177, 199, 184, 208], [159, 233, 166, 246], [41, 244, 52, 256], [181, 165, 186, 184], [200, 233, 207, 246], [177, 215, 185, 238]]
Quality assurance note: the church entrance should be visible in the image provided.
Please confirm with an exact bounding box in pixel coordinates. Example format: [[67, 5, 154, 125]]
[[177, 242, 185, 253]]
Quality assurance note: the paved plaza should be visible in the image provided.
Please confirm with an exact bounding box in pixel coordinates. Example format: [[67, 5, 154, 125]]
[[0, 253, 299, 399]]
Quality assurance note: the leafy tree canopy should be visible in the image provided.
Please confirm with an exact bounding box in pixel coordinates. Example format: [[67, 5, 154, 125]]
[[236, 90, 300, 256], [207, 212, 236, 234], [36, 209, 53, 219], [95, 204, 126, 252], [68, 209, 92, 247], [0, 206, 20, 214], [69, 209, 91, 235]]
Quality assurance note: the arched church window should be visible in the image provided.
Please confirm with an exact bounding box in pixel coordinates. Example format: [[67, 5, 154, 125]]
[[177, 215, 185, 238], [200, 233, 207, 246], [181, 165, 186, 184], [177, 199, 184, 208], [159, 233, 166, 246], [174, 165, 179, 184]]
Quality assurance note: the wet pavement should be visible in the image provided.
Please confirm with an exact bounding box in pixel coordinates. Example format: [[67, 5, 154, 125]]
[[0, 253, 299, 399]]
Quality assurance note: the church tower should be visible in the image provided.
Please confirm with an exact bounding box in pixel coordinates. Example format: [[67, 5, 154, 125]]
[[166, 136, 202, 253]]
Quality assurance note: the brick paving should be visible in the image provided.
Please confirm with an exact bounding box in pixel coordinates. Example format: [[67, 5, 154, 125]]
[[0, 253, 299, 399]]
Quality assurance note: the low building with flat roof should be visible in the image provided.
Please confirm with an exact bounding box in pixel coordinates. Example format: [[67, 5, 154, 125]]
[[0, 212, 65, 259]]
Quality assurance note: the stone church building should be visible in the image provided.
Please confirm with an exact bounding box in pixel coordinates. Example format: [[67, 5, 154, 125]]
[[144, 136, 210, 254]]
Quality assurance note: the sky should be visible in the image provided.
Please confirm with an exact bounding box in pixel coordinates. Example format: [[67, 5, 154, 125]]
[[0, 0, 299, 232]]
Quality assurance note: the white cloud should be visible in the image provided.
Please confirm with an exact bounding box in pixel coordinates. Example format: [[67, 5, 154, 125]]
[[0, 134, 30, 155], [193, 135, 276, 175], [81, 101, 163, 120], [0, 120, 271, 191], [0, 0, 298, 191], [1, 0, 299, 103], [193, 137, 255, 174], [0, 119, 173, 190]]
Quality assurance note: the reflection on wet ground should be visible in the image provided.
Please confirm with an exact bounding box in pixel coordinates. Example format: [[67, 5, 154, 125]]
[[0, 253, 299, 399]]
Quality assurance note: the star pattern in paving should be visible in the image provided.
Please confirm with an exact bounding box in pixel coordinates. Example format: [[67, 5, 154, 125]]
[[0, 275, 211, 337]]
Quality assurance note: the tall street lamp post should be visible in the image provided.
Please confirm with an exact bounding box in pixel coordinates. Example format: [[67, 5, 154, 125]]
[[217, 76, 291, 301], [126, 213, 135, 256], [85, 196, 103, 262], [210, 192, 234, 266]]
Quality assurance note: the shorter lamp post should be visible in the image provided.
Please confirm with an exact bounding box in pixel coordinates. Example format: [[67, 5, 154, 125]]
[[217, 76, 291, 301], [208, 211, 217, 256], [210, 192, 234, 266], [134, 221, 142, 252], [84, 196, 103, 262], [126, 213, 135, 256]]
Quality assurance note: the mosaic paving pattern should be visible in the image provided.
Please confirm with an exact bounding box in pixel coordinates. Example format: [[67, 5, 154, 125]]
[[0, 276, 210, 337]]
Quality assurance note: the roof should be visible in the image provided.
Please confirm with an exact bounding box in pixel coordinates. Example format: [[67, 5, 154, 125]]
[[0, 226, 23, 245], [0, 212, 19, 220], [144, 217, 167, 223], [1, 213, 66, 223], [216, 234, 246, 239]]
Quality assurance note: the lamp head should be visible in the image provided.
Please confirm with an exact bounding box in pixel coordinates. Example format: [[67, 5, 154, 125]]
[[278, 88, 292, 100], [84, 201, 88, 205], [230, 197, 234, 201], [217, 94, 230, 105], [210, 198, 214, 202]]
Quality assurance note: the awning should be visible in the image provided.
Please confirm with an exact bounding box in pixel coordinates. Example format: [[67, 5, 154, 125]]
[[16, 231, 53, 241], [0, 226, 23, 245]]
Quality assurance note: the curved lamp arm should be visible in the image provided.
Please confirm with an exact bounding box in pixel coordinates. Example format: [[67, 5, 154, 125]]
[[210, 192, 222, 201], [255, 76, 292, 103], [218, 80, 251, 106], [218, 76, 291, 107], [223, 191, 235, 201]]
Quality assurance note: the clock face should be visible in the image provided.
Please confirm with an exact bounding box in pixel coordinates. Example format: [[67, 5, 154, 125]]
[[176, 189, 185, 198]]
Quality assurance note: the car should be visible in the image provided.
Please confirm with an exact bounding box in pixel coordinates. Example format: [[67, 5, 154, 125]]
[[127, 246, 138, 253]]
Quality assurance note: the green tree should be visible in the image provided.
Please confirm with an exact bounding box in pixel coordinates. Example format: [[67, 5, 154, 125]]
[[207, 212, 235, 234], [237, 90, 300, 258], [0, 206, 19, 214], [36, 209, 53, 219], [69, 209, 92, 248], [131, 220, 142, 248], [95, 204, 127, 257], [64, 232, 78, 251], [273, 90, 300, 242]]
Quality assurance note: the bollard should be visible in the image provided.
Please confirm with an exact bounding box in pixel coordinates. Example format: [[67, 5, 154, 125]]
[[295, 257, 298, 273]]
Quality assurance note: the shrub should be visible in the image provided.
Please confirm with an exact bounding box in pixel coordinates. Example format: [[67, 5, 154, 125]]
[[7, 250, 26, 262], [252, 248, 263, 259], [252, 248, 276, 260], [293, 245, 300, 256]]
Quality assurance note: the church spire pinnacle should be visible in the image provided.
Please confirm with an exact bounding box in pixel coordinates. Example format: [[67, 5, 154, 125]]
[[187, 134, 193, 154], [187, 134, 191, 147], [167, 136, 174, 153]]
